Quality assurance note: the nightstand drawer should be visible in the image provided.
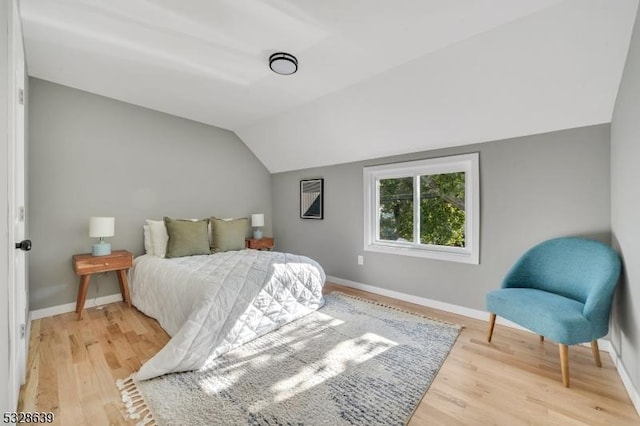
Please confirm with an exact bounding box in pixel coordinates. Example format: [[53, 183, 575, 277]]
[[72, 250, 133, 275], [245, 237, 275, 250]]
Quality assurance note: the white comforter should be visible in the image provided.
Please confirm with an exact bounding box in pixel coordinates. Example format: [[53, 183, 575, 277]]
[[130, 250, 325, 380]]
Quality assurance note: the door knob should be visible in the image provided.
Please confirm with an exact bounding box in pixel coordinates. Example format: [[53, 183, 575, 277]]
[[15, 240, 31, 251]]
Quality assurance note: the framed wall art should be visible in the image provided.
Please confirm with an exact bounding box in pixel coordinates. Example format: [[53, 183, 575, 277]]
[[300, 178, 324, 219]]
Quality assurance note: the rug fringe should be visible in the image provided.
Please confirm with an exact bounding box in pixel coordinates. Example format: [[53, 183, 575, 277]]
[[332, 291, 464, 329], [117, 374, 158, 426]]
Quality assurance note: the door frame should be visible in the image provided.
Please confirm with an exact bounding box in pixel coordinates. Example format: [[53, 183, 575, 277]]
[[6, 0, 28, 411]]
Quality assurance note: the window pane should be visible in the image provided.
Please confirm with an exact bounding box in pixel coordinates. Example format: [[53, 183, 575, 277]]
[[379, 177, 414, 242], [420, 172, 465, 247]]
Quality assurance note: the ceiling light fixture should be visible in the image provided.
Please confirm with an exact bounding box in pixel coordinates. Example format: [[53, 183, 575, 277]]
[[269, 52, 298, 75]]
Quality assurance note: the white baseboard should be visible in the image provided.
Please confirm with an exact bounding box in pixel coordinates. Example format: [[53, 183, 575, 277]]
[[606, 342, 640, 416], [327, 275, 523, 329], [30, 293, 123, 320], [327, 275, 639, 416]]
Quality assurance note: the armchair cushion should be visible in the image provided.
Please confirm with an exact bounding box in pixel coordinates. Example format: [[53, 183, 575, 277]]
[[486, 288, 591, 344]]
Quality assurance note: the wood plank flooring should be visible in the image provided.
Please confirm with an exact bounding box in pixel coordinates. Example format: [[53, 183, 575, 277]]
[[18, 283, 639, 425]]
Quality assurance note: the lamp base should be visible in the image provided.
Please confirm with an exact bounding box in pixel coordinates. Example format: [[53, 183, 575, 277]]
[[253, 229, 263, 240], [92, 242, 111, 256]]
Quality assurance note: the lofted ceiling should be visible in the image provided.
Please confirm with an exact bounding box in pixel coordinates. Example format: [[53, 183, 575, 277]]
[[20, 0, 639, 172]]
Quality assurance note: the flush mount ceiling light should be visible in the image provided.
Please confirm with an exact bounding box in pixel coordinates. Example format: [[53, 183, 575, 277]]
[[269, 52, 298, 75]]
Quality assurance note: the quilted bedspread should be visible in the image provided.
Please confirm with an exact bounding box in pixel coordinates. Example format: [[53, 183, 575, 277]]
[[129, 250, 325, 380]]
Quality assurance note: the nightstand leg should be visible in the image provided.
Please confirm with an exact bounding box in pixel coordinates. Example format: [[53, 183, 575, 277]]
[[76, 275, 91, 320], [116, 269, 132, 308]]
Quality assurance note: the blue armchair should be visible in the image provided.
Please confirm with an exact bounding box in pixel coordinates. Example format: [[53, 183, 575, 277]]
[[486, 237, 621, 387]]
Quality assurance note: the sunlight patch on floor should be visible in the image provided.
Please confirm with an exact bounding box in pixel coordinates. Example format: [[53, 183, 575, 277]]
[[248, 332, 397, 411]]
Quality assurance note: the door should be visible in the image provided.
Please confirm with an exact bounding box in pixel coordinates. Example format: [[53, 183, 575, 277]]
[[7, 0, 28, 410]]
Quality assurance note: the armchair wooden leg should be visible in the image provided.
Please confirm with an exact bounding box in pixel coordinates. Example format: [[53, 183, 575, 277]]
[[559, 344, 570, 387], [487, 313, 496, 342], [591, 340, 602, 368]]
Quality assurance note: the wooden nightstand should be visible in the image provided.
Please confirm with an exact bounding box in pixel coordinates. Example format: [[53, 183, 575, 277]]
[[245, 237, 275, 251], [72, 250, 133, 320]]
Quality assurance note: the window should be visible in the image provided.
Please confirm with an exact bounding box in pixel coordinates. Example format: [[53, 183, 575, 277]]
[[363, 153, 479, 264]]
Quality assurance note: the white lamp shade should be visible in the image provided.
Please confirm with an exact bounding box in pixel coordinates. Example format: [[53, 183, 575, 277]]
[[89, 217, 115, 238], [251, 214, 264, 227]]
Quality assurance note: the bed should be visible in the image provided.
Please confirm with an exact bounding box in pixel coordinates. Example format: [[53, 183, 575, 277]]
[[129, 249, 326, 380]]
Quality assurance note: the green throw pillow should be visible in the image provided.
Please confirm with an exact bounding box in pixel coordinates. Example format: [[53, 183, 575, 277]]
[[210, 217, 248, 253], [164, 217, 211, 258]]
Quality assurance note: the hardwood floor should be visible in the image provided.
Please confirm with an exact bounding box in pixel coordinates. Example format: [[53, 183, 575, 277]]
[[19, 283, 639, 425]]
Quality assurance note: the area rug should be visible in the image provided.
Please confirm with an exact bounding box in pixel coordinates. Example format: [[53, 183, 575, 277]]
[[118, 292, 461, 425]]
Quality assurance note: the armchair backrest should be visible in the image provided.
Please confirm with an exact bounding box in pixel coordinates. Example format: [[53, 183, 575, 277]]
[[502, 237, 621, 322]]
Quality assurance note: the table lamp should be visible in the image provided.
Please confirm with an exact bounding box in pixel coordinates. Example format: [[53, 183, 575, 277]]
[[251, 214, 264, 239], [90, 216, 114, 256]]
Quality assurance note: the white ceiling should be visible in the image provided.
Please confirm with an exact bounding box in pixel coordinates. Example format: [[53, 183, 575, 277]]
[[20, 0, 639, 172]]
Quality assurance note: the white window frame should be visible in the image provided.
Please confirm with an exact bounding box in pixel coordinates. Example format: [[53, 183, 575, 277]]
[[363, 153, 480, 264]]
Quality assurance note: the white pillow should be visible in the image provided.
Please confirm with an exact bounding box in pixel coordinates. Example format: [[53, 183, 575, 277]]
[[143, 225, 152, 255], [146, 219, 169, 258]]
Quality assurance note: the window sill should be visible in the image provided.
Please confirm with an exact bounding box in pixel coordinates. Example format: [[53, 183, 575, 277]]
[[364, 243, 479, 264]]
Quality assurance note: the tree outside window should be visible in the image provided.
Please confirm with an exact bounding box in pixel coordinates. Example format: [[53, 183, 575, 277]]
[[379, 173, 465, 247]]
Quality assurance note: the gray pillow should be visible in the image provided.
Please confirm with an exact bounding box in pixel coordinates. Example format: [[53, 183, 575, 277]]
[[164, 217, 211, 258], [210, 217, 248, 252]]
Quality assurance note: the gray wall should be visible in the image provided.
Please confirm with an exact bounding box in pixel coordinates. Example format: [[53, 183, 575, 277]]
[[28, 78, 272, 310], [1, 0, 11, 414], [272, 124, 611, 311], [611, 5, 640, 399]]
